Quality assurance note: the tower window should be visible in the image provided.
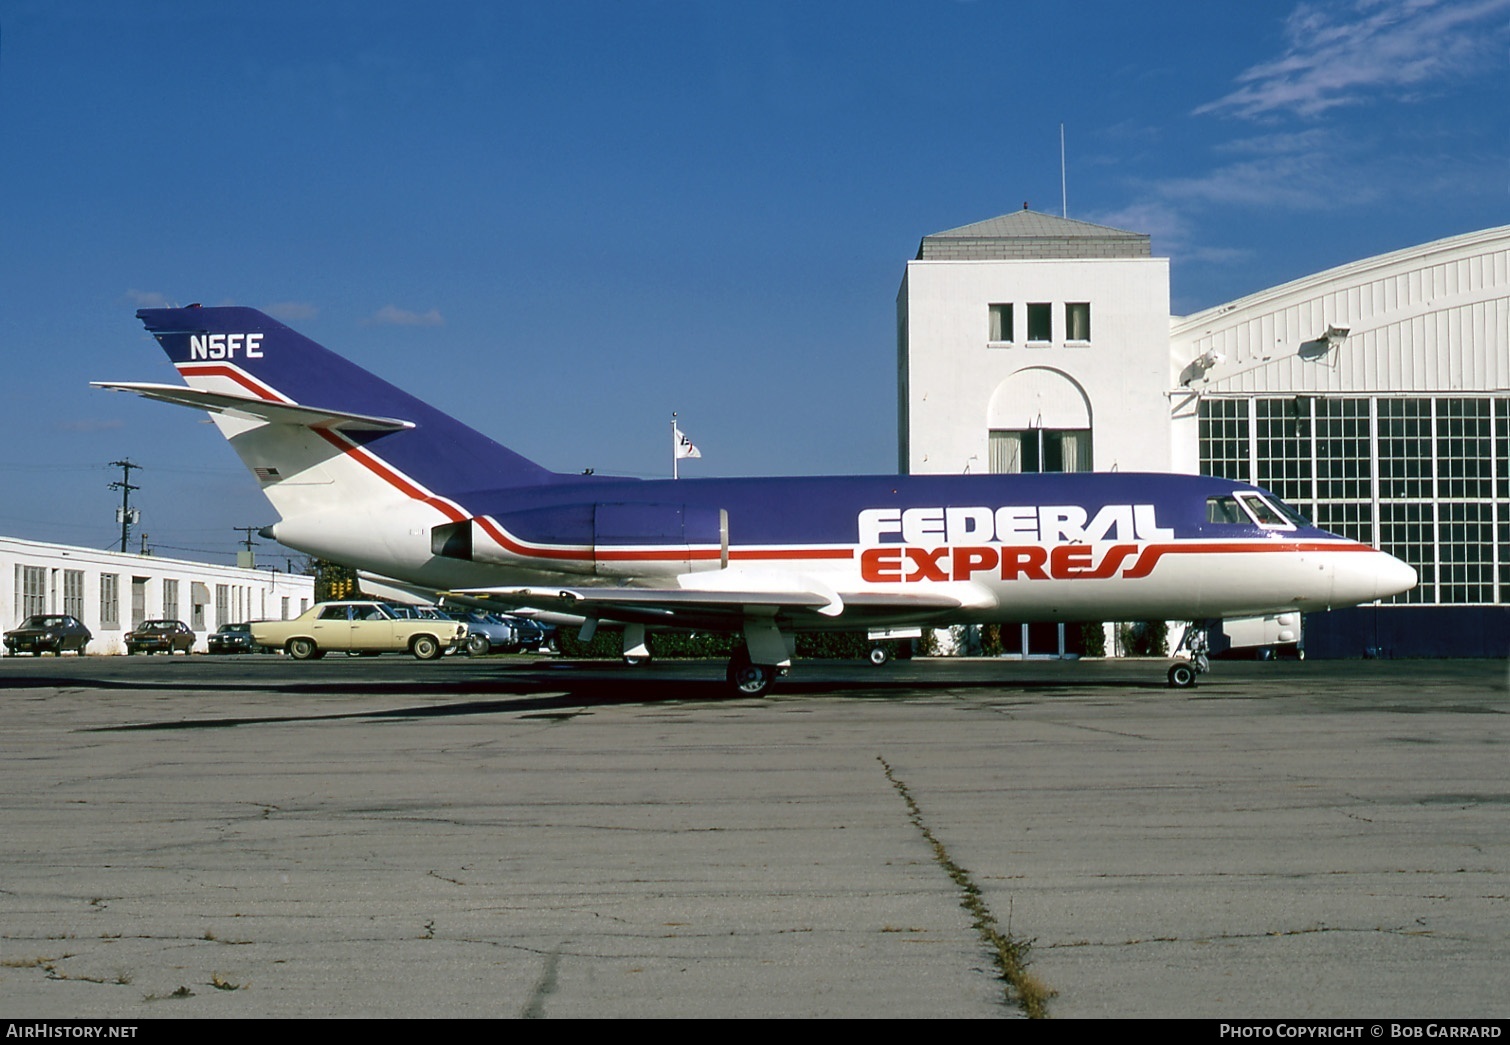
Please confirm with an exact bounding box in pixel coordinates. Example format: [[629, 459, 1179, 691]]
[[1066, 302, 1090, 342], [988, 303, 1013, 343], [1026, 303, 1052, 342]]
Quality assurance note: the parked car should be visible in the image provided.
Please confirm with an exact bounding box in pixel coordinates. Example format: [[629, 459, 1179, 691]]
[[500, 614, 557, 653], [124, 619, 196, 655], [3, 615, 92, 656], [449, 610, 514, 655], [207, 622, 266, 654], [250, 601, 466, 660]]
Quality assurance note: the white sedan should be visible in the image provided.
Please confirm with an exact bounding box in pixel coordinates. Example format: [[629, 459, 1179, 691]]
[[251, 601, 466, 660]]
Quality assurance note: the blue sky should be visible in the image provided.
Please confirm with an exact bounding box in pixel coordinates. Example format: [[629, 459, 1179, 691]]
[[1, 0, 1505, 563]]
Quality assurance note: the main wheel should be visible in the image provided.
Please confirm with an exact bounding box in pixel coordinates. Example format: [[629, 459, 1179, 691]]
[[411, 634, 442, 661], [1168, 662, 1197, 688], [467, 634, 490, 656], [287, 637, 318, 661], [869, 645, 890, 666], [726, 656, 775, 697]]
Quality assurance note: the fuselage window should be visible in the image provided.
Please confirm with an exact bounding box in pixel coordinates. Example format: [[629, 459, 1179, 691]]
[[1206, 496, 1245, 524]]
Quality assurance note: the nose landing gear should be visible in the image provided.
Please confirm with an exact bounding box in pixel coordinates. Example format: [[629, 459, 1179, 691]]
[[1169, 624, 1211, 689]]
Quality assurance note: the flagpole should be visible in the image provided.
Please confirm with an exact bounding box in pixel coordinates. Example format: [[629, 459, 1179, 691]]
[[671, 412, 678, 480]]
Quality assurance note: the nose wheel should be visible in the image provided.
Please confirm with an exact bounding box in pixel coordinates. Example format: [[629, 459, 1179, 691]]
[[1168, 624, 1212, 688], [1168, 662, 1197, 688]]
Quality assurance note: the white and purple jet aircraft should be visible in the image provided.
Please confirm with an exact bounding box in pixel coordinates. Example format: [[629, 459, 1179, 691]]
[[96, 306, 1416, 694]]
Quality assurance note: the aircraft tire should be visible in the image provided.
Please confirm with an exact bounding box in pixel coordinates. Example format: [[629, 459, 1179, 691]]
[[1168, 662, 1197, 688], [726, 655, 774, 697], [869, 645, 890, 666], [411, 635, 442, 661], [287, 637, 319, 661]]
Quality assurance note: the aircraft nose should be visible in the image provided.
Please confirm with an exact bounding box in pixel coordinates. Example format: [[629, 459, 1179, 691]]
[[1330, 548, 1418, 605]]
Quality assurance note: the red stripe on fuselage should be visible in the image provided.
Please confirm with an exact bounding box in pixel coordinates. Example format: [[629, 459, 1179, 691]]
[[309, 428, 468, 524], [1120, 539, 1373, 579]]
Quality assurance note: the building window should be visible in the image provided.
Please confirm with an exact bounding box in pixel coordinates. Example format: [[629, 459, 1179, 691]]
[[163, 579, 179, 622], [1065, 303, 1090, 342], [215, 584, 229, 628], [1026, 303, 1052, 342], [988, 303, 1013, 343], [100, 574, 119, 629], [17, 565, 46, 618], [63, 570, 85, 619], [989, 428, 1092, 473]]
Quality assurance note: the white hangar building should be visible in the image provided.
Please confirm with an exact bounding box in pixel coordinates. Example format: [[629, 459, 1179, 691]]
[[3, 535, 314, 655], [897, 210, 1509, 657]]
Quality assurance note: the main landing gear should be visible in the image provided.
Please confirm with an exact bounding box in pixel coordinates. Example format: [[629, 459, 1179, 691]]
[[1168, 624, 1212, 689], [726, 646, 778, 697]]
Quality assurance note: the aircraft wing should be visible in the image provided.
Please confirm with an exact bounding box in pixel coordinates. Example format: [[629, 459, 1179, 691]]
[[450, 585, 964, 630], [91, 382, 415, 432]]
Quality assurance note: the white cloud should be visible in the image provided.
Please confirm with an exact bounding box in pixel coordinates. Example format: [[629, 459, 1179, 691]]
[[1198, 0, 1510, 119], [369, 305, 444, 327]]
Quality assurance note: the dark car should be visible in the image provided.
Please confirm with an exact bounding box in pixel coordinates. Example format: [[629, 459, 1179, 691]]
[[500, 614, 557, 653], [3, 615, 92, 656], [124, 619, 196, 655], [207, 622, 264, 654]]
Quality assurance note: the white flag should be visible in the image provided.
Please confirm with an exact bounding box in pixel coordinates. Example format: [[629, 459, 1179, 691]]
[[674, 426, 701, 460]]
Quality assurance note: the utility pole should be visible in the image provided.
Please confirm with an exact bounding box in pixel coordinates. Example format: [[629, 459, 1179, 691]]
[[234, 526, 260, 569], [108, 459, 141, 553]]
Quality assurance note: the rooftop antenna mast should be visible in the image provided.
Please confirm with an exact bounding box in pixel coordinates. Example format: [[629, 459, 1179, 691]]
[[1060, 123, 1068, 218]]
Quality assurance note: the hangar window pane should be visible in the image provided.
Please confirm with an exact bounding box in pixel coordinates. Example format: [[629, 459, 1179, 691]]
[[1435, 398, 1491, 500], [1198, 399, 1250, 483], [163, 579, 178, 622], [1437, 502, 1493, 603], [988, 304, 1013, 343], [1065, 303, 1090, 342], [1255, 398, 1312, 513], [1311, 501, 1372, 544], [1314, 399, 1371, 502], [1496, 400, 1508, 501], [1026, 303, 1052, 342], [1378, 399, 1432, 501], [1378, 501, 1435, 605]]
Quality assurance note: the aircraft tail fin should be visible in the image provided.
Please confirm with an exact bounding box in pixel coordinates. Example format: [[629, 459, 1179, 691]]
[[121, 306, 560, 520]]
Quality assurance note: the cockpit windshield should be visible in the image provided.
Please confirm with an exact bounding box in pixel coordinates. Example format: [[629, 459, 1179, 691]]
[[1207, 492, 1311, 530]]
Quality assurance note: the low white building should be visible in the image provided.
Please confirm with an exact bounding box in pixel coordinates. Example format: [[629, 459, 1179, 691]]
[[3, 535, 314, 654], [898, 210, 1509, 657]]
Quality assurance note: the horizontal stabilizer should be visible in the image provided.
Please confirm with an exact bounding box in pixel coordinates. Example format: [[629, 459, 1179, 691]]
[[91, 382, 415, 432]]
